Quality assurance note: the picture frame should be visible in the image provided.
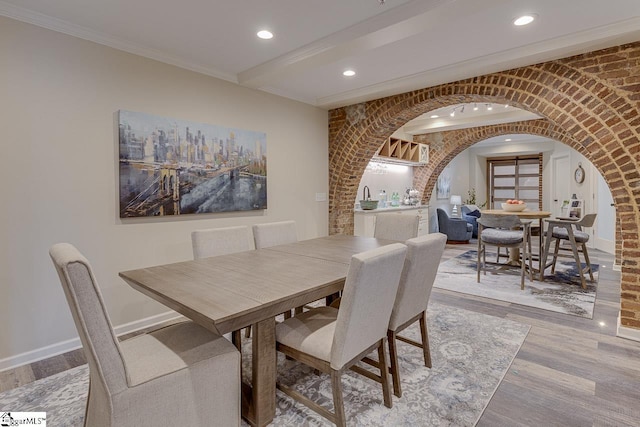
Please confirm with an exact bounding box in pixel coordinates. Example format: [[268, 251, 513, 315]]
[[118, 110, 267, 218]]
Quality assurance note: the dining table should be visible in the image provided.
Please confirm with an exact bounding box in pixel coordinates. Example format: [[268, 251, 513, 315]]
[[118, 234, 392, 427], [480, 209, 551, 267]]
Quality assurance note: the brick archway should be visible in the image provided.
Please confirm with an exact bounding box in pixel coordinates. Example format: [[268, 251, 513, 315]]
[[329, 42, 640, 329]]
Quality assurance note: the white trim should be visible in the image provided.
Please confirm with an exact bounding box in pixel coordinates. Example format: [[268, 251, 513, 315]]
[[0, 311, 181, 372], [613, 263, 621, 272], [617, 314, 640, 342]]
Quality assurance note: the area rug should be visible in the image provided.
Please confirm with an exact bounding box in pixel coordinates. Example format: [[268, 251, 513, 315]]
[[435, 250, 599, 319], [0, 303, 529, 426]]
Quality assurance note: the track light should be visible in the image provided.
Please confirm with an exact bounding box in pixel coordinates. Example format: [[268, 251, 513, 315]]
[[473, 103, 479, 111], [486, 104, 493, 111]]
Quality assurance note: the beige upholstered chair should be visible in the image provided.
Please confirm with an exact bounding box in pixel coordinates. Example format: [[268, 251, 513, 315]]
[[542, 213, 597, 289], [192, 225, 253, 342], [252, 220, 297, 249], [385, 233, 447, 397], [374, 213, 419, 241], [50, 243, 240, 427], [191, 225, 253, 259], [253, 220, 302, 316], [275, 243, 408, 426], [477, 214, 533, 290]]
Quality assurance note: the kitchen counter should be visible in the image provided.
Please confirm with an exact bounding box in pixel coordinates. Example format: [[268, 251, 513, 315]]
[[354, 205, 429, 237], [354, 204, 428, 214]]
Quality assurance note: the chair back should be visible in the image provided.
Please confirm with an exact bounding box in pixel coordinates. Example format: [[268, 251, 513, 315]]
[[388, 233, 447, 331], [192, 226, 253, 259], [49, 244, 128, 397], [252, 220, 298, 249], [374, 213, 419, 241], [576, 213, 597, 228], [477, 213, 522, 230], [330, 243, 407, 370]]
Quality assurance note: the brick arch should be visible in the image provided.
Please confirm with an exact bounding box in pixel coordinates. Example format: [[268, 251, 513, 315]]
[[329, 42, 640, 329], [411, 119, 580, 201]]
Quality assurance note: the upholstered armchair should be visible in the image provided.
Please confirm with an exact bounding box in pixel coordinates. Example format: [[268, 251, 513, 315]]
[[461, 205, 482, 238], [436, 208, 473, 243]]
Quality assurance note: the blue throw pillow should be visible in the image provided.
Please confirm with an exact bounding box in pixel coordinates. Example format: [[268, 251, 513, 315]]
[[467, 209, 481, 218]]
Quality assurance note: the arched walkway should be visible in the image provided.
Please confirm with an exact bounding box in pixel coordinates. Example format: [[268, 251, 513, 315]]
[[329, 42, 640, 329]]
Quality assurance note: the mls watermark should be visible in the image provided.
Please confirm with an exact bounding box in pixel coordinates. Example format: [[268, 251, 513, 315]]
[[1, 412, 46, 426]]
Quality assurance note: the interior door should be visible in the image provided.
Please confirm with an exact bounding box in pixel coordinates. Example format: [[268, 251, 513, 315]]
[[551, 154, 570, 218]]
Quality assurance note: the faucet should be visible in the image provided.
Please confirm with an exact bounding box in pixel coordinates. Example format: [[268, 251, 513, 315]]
[[363, 185, 371, 200]]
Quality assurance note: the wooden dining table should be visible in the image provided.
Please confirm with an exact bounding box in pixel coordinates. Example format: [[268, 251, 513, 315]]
[[119, 234, 392, 427]]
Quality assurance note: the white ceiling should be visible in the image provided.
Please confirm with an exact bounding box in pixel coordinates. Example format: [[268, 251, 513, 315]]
[[2, 0, 640, 110]]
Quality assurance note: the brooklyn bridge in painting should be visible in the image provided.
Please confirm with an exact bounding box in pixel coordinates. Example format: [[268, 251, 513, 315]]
[[118, 110, 267, 218]]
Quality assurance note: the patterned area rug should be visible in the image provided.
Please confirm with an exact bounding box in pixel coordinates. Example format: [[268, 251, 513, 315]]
[[435, 250, 599, 319], [0, 303, 529, 426]]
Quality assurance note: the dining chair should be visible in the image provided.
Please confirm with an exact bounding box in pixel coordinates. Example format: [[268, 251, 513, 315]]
[[192, 225, 253, 343], [252, 220, 298, 249], [542, 213, 597, 289], [253, 220, 304, 317], [50, 243, 240, 427], [275, 243, 408, 426], [385, 233, 447, 397], [192, 225, 254, 259], [373, 212, 419, 241], [477, 214, 533, 290]]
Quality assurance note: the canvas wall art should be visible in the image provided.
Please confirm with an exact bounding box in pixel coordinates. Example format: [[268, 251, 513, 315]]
[[119, 110, 267, 217], [437, 169, 451, 199]]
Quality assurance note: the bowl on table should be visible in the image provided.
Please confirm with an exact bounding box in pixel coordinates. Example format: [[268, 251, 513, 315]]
[[501, 202, 527, 212]]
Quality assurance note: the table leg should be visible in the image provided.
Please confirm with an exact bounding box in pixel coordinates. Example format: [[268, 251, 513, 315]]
[[242, 317, 276, 427]]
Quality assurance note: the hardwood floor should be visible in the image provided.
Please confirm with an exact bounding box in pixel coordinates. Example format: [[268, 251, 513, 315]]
[[2, 241, 639, 426]]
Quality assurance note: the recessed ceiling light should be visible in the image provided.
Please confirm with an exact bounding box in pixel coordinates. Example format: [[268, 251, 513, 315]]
[[257, 30, 273, 40], [513, 15, 536, 26], [343, 70, 356, 77], [430, 115, 439, 119], [505, 138, 512, 142]]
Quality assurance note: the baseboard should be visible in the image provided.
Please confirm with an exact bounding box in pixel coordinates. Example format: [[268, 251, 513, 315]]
[[0, 311, 181, 372], [617, 314, 640, 342]]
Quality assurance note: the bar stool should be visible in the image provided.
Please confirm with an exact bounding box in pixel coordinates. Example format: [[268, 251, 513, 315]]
[[540, 213, 597, 289]]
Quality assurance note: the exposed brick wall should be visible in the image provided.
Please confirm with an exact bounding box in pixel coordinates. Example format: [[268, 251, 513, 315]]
[[329, 42, 640, 329]]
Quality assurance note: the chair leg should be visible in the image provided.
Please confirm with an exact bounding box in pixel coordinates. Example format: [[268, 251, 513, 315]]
[[387, 330, 402, 398], [520, 243, 525, 290], [582, 243, 595, 281], [551, 238, 560, 273], [331, 370, 346, 427], [477, 239, 482, 283], [377, 339, 393, 408], [419, 312, 432, 368]]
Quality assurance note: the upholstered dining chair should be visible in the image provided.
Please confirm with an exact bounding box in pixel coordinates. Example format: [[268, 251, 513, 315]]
[[253, 220, 305, 317], [252, 220, 298, 249], [50, 243, 240, 427], [385, 233, 446, 397], [275, 243, 408, 426], [374, 212, 419, 241], [542, 213, 597, 289], [477, 214, 533, 290], [192, 225, 254, 343], [192, 225, 254, 259]]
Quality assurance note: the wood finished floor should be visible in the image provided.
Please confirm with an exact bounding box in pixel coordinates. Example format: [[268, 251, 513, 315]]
[[2, 242, 639, 426]]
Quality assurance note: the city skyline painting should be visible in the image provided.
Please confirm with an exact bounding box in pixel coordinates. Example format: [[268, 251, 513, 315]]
[[118, 110, 267, 217]]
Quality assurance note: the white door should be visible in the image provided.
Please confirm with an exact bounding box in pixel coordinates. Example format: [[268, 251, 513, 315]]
[[594, 172, 615, 254], [551, 154, 570, 218]]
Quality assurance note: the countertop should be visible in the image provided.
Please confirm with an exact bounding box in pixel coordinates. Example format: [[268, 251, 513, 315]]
[[354, 204, 428, 214]]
